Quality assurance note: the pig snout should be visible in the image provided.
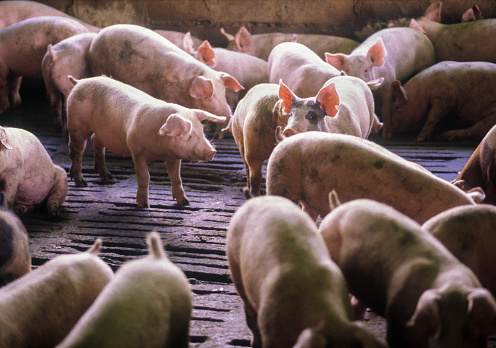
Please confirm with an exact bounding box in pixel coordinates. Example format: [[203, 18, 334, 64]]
[[203, 148, 216, 162]]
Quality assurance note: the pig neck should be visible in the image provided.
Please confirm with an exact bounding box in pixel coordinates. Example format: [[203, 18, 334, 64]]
[[417, 18, 443, 41]]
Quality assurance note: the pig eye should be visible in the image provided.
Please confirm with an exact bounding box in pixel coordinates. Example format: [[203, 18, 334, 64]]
[[305, 111, 317, 122]]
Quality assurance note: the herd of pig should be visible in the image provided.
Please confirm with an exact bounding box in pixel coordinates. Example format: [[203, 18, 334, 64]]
[[2, 0, 496, 347]]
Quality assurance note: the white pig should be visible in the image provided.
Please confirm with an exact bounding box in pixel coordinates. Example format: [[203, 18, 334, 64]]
[[391, 61, 496, 141], [277, 75, 383, 138], [0, 192, 30, 286], [423, 204, 496, 297], [88, 24, 243, 136], [319, 193, 496, 348], [0, 126, 68, 216], [266, 132, 481, 223], [57, 232, 192, 348], [230, 83, 287, 196], [66, 76, 226, 208], [267, 42, 341, 98], [42, 32, 97, 129], [0, 239, 114, 348], [221, 26, 360, 60], [451, 124, 496, 203], [0, 16, 89, 113], [226, 195, 386, 348], [326, 27, 435, 138]]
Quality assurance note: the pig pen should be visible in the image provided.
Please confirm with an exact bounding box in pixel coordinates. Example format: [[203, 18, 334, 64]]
[[3, 84, 496, 347]]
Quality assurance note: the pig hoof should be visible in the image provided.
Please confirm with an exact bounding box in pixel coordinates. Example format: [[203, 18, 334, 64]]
[[13, 205, 31, 216], [47, 203, 61, 217], [137, 201, 150, 208], [175, 197, 190, 206], [74, 179, 88, 187]]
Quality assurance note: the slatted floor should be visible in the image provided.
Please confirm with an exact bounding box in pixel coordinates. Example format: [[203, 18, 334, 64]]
[[3, 87, 494, 347]]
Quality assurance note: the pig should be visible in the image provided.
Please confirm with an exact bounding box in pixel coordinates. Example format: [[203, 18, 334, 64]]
[[0, 192, 30, 286], [423, 204, 496, 297], [221, 26, 360, 60], [230, 83, 287, 196], [226, 195, 386, 348], [57, 232, 192, 348], [409, 1, 496, 63], [0, 239, 114, 348], [194, 39, 268, 110], [391, 61, 496, 141], [277, 75, 383, 138], [0, 16, 89, 113], [154, 30, 202, 54], [325, 27, 435, 138], [66, 75, 226, 208], [319, 192, 496, 348], [42, 32, 97, 129], [0, 0, 99, 32], [88, 24, 243, 138], [0, 126, 68, 216], [451, 124, 496, 203], [267, 42, 341, 98], [266, 132, 482, 223]]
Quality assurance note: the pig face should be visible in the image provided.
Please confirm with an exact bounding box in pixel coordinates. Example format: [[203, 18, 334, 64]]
[[391, 80, 429, 134]]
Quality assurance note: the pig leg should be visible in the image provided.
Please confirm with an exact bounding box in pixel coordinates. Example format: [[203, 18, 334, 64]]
[[166, 159, 189, 206], [8, 75, 22, 108], [46, 166, 68, 216], [246, 157, 263, 196], [416, 102, 452, 142], [91, 134, 114, 183], [132, 154, 150, 208], [68, 131, 90, 187], [438, 113, 496, 141]]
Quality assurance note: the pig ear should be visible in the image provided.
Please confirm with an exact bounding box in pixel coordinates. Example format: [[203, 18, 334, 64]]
[[159, 114, 193, 137], [409, 18, 427, 34], [406, 289, 442, 340], [221, 73, 244, 92], [193, 110, 227, 124], [325, 53, 346, 71], [367, 77, 384, 91], [278, 80, 295, 114], [392, 80, 408, 102], [466, 187, 486, 203], [86, 238, 103, 255], [424, 1, 442, 22], [220, 27, 235, 41], [47, 44, 57, 67], [0, 128, 12, 150], [182, 32, 196, 55], [466, 288, 496, 336], [316, 82, 340, 117], [272, 99, 290, 126], [367, 38, 386, 67], [235, 26, 253, 52], [190, 76, 214, 100], [147, 231, 166, 259], [197, 40, 216, 66]]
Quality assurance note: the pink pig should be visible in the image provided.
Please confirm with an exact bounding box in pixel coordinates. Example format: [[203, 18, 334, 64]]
[[66, 76, 226, 208]]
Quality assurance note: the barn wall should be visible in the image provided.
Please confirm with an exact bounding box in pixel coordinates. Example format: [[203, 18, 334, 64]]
[[38, 0, 495, 46]]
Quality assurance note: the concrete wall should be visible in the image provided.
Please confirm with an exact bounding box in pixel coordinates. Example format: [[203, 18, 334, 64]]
[[39, 0, 496, 46]]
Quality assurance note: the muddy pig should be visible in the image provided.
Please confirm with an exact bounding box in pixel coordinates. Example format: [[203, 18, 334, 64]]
[[320, 193, 496, 348], [42, 32, 96, 129], [268, 42, 341, 98], [326, 27, 435, 138], [0, 192, 30, 286], [451, 125, 496, 203], [230, 83, 287, 196], [0, 16, 89, 113], [0, 239, 114, 348], [0, 126, 68, 216], [89, 24, 243, 136], [277, 75, 383, 138], [57, 232, 192, 348], [391, 61, 496, 141], [221, 26, 359, 60], [67, 76, 226, 207], [423, 204, 496, 297], [266, 132, 481, 223], [226, 195, 386, 348]]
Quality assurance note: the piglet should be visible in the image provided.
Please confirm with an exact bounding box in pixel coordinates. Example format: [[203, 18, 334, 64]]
[[66, 76, 226, 207], [326, 27, 435, 138], [0, 16, 89, 113], [0, 239, 114, 348], [268, 42, 341, 98], [266, 132, 481, 223], [57, 232, 192, 348], [391, 61, 496, 141], [226, 195, 385, 348], [230, 83, 286, 196], [423, 204, 496, 297], [0, 192, 30, 286], [277, 75, 383, 138], [320, 192, 496, 348], [451, 124, 496, 203], [0, 126, 68, 216]]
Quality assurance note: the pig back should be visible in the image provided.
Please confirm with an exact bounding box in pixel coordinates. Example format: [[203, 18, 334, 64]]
[[266, 132, 475, 223]]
